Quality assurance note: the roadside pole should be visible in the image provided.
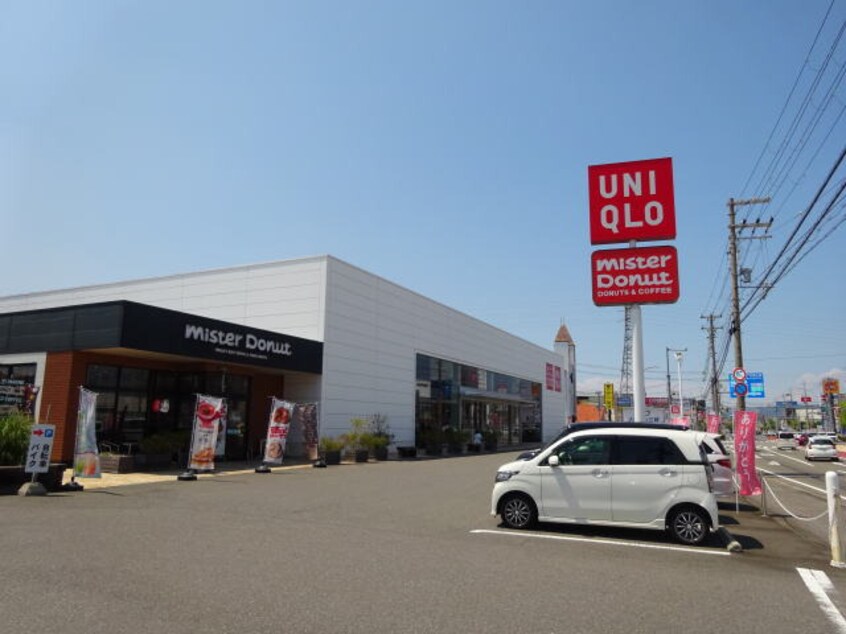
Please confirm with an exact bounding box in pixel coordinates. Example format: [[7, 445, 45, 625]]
[[826, 471, 846, 568]]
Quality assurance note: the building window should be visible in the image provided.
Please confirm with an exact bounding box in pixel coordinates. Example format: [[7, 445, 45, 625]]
[[415, 354, 542, 447]]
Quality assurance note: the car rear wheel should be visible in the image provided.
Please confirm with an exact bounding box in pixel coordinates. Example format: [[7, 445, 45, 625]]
[[668, 506, 709, 546], [500, 494, 537, 530]]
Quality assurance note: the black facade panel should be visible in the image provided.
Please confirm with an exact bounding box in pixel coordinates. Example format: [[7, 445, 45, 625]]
[[119, 302, 323, 373], [0, 301, 323, 374], [72, 304, 124, 348], [0, 304, 124, 354]]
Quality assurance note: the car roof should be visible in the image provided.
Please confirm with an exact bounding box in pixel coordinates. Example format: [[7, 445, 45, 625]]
[[563, 427, 706, 460]]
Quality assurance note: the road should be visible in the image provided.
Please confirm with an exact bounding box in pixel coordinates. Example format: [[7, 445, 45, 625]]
[[2, 451, 846, 633], [740, 437, 846, 546]]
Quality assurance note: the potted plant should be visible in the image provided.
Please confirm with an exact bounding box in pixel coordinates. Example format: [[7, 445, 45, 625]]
[[0, 413, 68, 493], [136, 432, 178, 470], [343, 418, 370, 463], [319, 436, 345, 465], [482, 429, 501, 452], [420, 428, 444, 456], [368, 414, 393, 461], [99, 451, 135, 474], [445, 428, 470, 455]]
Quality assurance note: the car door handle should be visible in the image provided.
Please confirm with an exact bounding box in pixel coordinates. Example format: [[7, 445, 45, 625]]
[[658, 468, 677, 477], [591, 469, 610, 478]]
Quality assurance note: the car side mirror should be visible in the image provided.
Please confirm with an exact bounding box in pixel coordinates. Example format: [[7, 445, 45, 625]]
[[548, 455, 560, 467]]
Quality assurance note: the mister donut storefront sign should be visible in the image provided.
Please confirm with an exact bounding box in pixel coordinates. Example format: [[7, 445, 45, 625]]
[[184, 324, 293, 360]]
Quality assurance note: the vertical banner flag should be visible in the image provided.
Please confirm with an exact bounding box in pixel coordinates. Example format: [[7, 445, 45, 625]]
[[74, 387, 101, 478], [706, 414, 721, 435], [733, 410, 762, 496], [264, 399, 293, 465], [188, 395, 224, 471], [214, 400, 228, 457], [297, 403, 319, 461]]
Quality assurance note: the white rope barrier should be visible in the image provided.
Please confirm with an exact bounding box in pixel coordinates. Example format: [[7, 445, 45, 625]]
[[762, 475, 830, 522]]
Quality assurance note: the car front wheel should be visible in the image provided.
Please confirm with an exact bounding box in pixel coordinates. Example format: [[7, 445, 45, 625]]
[[668, 506, 709, 546], [500, 494, 537, 530]]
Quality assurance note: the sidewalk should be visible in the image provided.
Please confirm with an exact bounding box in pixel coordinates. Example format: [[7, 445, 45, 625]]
[[61, 458, 314, 490]]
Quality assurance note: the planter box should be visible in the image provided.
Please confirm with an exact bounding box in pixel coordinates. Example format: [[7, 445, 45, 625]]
[[354, 449, 369, 463], [99, 454, 136, 474], [324, 450, 341, 465], [0, 464, 67, 494], [373, 446, 389, 461], [133, 453, 172, 471], [396, 446, 417, 459]]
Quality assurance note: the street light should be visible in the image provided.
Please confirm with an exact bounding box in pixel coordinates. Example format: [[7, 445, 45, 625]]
[[674, 350, 685, 420], [666, 347, 687, 421]]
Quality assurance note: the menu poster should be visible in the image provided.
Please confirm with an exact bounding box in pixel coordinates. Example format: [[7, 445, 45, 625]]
[[263, 398, 293, 465], [188, 395, 224, 471], [73, 387, 101, 479]]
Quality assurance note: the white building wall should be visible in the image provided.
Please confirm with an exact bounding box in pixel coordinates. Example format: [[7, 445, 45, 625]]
[[0, 257, 328, 342], [320, 258, 568, 446]]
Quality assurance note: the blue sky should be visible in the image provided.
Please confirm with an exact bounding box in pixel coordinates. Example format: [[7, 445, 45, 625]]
[[2, 1, 844, 408]]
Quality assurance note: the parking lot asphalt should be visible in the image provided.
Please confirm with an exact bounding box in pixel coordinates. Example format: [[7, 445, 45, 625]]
[[56, 451, 838, 567]]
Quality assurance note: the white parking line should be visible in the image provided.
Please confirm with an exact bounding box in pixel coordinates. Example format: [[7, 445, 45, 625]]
[[470, 529, 730, 556], [797, 568, 846, 633]]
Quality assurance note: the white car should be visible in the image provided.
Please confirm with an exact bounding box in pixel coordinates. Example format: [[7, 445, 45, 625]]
[[805, 436, 839, 461], [702, 433, 734, 498], [491, 427, 719, 545]]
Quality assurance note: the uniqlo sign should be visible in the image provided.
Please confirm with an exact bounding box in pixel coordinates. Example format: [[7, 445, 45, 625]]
[[591, 245, 680, 306], [588, 157, 676, 244]]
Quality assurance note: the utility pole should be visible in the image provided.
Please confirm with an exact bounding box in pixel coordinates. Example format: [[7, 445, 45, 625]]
[[727, 197, 771, 411], [701, 313, 723, 418]]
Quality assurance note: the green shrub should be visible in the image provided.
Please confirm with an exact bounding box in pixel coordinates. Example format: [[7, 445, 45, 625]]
[[319, 436, 346, 452], [0, 413, 34, 466]]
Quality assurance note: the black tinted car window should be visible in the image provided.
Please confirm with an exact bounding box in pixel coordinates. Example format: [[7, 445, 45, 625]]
[[615, 436, 685, 465], [557, 437, 610, 466]]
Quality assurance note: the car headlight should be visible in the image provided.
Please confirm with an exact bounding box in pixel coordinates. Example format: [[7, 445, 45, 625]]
[[495, 470, 519, 482]]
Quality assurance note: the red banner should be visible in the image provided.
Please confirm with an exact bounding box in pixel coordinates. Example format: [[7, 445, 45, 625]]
[[188, 395, 224, 471], [264, 398, 293, 465], [733, 410, 762, 496], [706, 414, 720, 435]]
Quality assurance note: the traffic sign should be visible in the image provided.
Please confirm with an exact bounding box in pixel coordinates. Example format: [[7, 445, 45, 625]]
[[734, 383, 748, 396], [729, 372, 764, 398], [732, 367, 747, 383]]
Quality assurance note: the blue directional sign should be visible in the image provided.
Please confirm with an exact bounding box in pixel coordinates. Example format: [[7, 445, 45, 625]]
[[729, 372, 765, 398]]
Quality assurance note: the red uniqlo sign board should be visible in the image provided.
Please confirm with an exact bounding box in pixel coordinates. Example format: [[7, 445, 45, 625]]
[[588, 157, 676, 244], [591, 245, 680, 306]]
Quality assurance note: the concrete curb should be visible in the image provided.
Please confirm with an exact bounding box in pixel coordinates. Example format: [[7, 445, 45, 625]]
[[718, 526, 743, 553]]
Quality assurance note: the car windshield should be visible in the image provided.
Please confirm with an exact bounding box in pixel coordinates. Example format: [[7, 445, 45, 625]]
[[812, 438, 834, 446]]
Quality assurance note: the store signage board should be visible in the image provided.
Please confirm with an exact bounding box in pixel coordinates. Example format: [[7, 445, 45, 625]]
[[588, 157, 676, 245], [591, 245, 679, 306], [25, 424, 55, 474]]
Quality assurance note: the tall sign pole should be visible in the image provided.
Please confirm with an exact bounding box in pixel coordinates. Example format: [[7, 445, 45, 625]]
[[589, 157, 678, 422]]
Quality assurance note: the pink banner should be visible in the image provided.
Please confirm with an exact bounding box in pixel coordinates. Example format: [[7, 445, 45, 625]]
[[670, 416, 690, 428], [706, 414, 720, 435], [733, 410, 762, 496]]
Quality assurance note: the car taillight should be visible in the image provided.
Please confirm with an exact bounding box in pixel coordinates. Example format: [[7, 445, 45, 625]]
[[717, 458, 731, 469], [705, 463, 714, 492]]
